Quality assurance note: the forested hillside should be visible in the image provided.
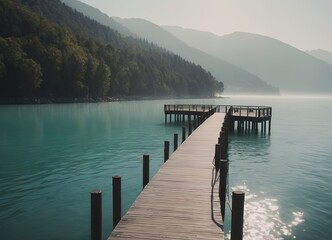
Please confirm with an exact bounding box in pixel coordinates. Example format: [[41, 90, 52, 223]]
[[0, 0, 223, 99]]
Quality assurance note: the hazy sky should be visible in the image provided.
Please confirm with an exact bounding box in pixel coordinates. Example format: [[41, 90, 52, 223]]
[[79, 0, 332, 52]]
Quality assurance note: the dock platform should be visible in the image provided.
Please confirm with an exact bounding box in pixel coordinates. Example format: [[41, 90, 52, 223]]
[[108, 113, 225, 239]]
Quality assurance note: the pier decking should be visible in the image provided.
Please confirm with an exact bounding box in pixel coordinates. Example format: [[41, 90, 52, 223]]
[[109, 113, 225, 239]]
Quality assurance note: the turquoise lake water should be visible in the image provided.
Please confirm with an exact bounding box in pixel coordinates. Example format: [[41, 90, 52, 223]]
[[0, 97, 331, 239]]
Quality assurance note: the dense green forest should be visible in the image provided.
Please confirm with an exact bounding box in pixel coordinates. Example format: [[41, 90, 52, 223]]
[[0, 0, 223, 99]]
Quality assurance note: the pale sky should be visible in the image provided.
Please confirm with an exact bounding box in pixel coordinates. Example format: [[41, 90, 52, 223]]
[[79, 0, 332, 52]]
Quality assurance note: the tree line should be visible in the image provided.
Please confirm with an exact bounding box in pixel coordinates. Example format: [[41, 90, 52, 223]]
[[0, 0, 224, 98]]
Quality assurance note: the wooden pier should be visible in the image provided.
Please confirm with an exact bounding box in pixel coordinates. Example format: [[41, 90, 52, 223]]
[[165, 104, 272, 134], [101, 104, 271, 240], [108, 113, 226, 239], [226, 105, 272, 134]]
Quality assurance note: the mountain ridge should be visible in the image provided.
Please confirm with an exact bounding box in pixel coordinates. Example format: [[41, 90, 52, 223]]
[[115, 18, 279, 95], [307, 49, 332, 66], [164, 26, 332, 94], [59, 0, 279, 95]]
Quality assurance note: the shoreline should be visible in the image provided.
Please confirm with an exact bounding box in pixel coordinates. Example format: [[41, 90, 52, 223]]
[[0, 95, 226, 105]]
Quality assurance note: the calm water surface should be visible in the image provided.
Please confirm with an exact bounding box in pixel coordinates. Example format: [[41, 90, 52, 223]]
[[0, 97, 331, 239]]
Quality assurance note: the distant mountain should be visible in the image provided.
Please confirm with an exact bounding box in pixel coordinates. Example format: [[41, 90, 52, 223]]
[[60, 0, 133, 37], [307, 49, 332, 66], [58, 0, 278, 94], [164, 27, 332, 94], [113, 18, 279, 95]]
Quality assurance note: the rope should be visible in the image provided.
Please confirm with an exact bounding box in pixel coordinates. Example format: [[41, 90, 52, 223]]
[[226, 161, 232, 212], [210, 157, 223, 230]]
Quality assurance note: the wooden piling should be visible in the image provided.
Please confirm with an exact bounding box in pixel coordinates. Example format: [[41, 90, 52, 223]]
[[214, 144, 221, 171], [182, 127, 186, 143], [91, 190, 102, 240], [189, 122, 193, 135], [112, 176, 121, 229], [219, 131, 227, 159], [174, 133, 178, 151], [164, 141, 169, 162], [219, 160, 228, 221], [231, 191, 245, 240], [269, 120, 271, 134], [261, 121, 264, 133], [143, 155, 149, 189]]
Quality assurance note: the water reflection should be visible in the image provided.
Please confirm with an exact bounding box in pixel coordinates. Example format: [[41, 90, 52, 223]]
[[225, 185, 304, 240]]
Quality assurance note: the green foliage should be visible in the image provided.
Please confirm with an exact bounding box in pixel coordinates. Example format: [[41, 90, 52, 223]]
[[0, 37, 42, 96], [0, 0, 223, 98]]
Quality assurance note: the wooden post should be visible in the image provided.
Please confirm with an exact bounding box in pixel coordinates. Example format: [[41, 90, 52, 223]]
[[193, 119, 197, 130], [182, 127, 186, 143], [112, 176, 121, 229], [261, 121, 264, 133], [174, 133, 178, 151], [222, 126, 228, 148], [164, 141, 169, 162], [219, 160, 228, 221], [269, 119, 272, 134], [143, 155, 149, 189], [231, 191, 245, 240], [91, 190, 102, 240], [189, 122, 193, 135], [219, 131, 226, 159], [214, 144, 221, 172], [263, 121, 266, 134]]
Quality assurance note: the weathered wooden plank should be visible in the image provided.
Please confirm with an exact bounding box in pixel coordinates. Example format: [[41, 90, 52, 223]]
[[108, 113, 225, 240]]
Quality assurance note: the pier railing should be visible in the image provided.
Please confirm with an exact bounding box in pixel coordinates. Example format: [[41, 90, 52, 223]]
[[219, 105, 272, 118], [164, 104, 215, 113], [164, 104, 272, 134], [164, 104, 272, 118]]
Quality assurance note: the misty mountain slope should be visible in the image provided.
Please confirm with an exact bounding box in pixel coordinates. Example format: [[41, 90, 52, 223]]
[[164, 25, 223, 55], [307, 49, 332, 66], [114, 18, 279, 94], [60, 0, 133, 37], [164, 27, 332, 94]]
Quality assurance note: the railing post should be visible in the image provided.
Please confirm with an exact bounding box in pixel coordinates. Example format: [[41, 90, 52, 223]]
[[164, 141, 169, 162], [174, 133, 178, 151], [112, 176, 121, 229], [182, 127, 186, 143], [91, 190, 102, 240], [219, 160, 228, 221], [143, 155, 149, 189], [231, 191, 245, 240]]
